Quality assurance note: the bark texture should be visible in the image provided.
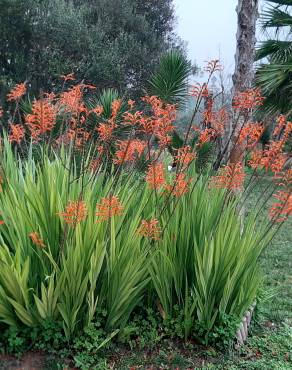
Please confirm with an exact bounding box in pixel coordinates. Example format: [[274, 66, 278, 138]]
[[232, 0, 259, 93], [229, 0, 259, 164]]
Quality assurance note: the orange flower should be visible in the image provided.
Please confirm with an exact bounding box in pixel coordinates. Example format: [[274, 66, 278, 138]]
[[205, 59, 222, 73], [273, 115, 286, 137], [29, 232, 45, 248], [96, 195, 124, 221], [0, 106, 3, 118], [238, 123, 264, 148], [233, 88, 264, 110], [269, 190, 292, 222], [190, 83, 209, 98], [97, 122, 115, 141], [25, 99, 56, 139], [128, 99, 135, 109], [165, 173, 190, 197], [197, 128, 216, 147], [210, 163, 245, 191], [122, 111, 142, 126], [114, 140, 147, 164], [60, 84, 84, 113], [146, 163, 166, 190], [60, 73, 75, 82], [9, 124, 25, 144], [90, 105, 104, 117], [174, 146, 196, 168], [111, 99, 122, 118], [283, 121, 292, 142], [7, 83, 26, 102], [138, 219, 162, 241], [57, 200, 88, 225], [249, 142, 287, 175]]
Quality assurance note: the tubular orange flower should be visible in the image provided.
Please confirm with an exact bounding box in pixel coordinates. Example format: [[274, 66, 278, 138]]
[[60, 73, 75, 82], [210, 163, 245, 190], [269, 190, 292, 222], [7, 83, 26, 102], [57, 200, 88, 225], [25, 99, 56, 139], [238, 123, 264, 148], [29, 232, 46, 248], [96, 122, 116, 142], [273, 115, 286, 137], [128, 99, 135, 109], [146, 163, 166, 190], [233, 88, 264, 110], [114, 140, 147, 164], [138, 219, 162, 241], [111, 99, 122, 118], [165, 173, 190, 197], [174, 146, 196, 169], [90, 105, 104, 117], [60, 84, 84, 113], [190, 83, 209, 98], [197, 128, 216, 147], [0, 106, 3, 118], [249, 142, 287, 175], [9, 124, 25, 144], [122, 111, 142, 126], [96, 195, 124, 221], [283, 121, 292, 142], [204, 59, 222, 73]]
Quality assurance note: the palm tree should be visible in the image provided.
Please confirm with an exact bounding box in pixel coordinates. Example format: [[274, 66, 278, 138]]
[[256, 0, 292, 115]]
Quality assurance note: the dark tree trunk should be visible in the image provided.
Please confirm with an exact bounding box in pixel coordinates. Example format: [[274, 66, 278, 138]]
[[229, 0, 259, 164]]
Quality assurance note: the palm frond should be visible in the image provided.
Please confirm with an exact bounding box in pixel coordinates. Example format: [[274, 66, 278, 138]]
[[256, 40, 292, 62], [148, 50, 192, 107]]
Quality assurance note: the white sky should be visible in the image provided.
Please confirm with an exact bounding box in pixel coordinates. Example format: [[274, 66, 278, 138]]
[[173, 0, 238, 76]]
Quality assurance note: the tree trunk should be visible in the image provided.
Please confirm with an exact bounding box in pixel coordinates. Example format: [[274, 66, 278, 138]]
[[228, 0, 259, 163]]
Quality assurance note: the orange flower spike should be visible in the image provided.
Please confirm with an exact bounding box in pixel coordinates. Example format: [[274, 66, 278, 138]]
[[269, 190, 292, 223], [9, 124, 25, 144], [58, 200, 88, 225], [97, 122, 115, 142], [175, 146, 196, 168], [114, 140, 147, 164], [238, 123, 264, 148], [138, 219, 162, 241], [128, 99, 135, 109], [111, 99, 122, 118], [122, 111, 142, 126], [171, 173, 190, 197], [96, 196, 124, 221], [233, 88, 264, 110], [273, 115, 286, 137], [283, 121, 292, 142], [197, 128, 216, 147], [90, 105, 104, 117], [60, 84, 84, 113], [29, 232, 46, 248], [25, 99, 56, 139], [146, 163, 166, 190], [205, 59, 222, 74], [210, 163, 245, 191], [60, 73, 75, 82], [7, 83, 26, 102]]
